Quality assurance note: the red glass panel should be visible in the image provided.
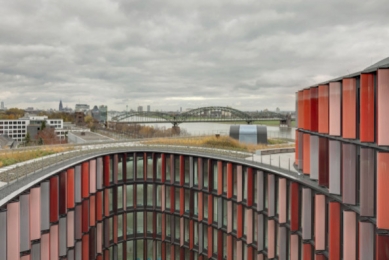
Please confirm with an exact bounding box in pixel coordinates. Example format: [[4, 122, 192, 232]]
[[376, 234, 389, 259], [298, 90, 304, 129], [237, 204, 243, 238], [82, 199, 89, 233], [328, 202, 341, 260], [360, 73, 375, 142], [50, 176, 59, 223], [103, 155, 110, 187], [377, 152, 389, 229], [59, 171, 67, 215], [303, 133, 310, 174], [218, 161, 223, 195], [303, 89, 311, 130], [318, 137, 329, 187], [318, 85, 329, 134], [247, 168, 253, 206], [227, 163, 233, 199], [82, 162, 89, 198], [290, 182, 299, 231], [377, 69, 389, 145], [310, 87, 318, 132]]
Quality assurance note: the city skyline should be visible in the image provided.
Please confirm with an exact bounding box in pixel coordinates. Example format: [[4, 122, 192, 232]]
[[0, 0, 388, 111]]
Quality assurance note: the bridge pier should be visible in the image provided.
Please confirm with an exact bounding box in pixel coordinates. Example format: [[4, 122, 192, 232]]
[[171, 126, 180, 135]]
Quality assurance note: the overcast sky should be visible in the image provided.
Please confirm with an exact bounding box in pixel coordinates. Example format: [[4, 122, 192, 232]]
[[0, 0, 388, 112]]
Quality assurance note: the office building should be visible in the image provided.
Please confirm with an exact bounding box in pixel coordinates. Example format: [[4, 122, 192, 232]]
[[1, 101, 4, 110], [99, 105, 108, 122], [295, 56, 389, 259], [75, 104, 90, 113], [147, 105, 150, 112], [138, 106, 143, 112]]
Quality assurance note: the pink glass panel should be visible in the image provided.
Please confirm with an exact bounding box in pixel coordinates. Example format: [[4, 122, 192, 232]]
[[237, 165, 242, 202], [7, 202, 20, 260], [50, 225, 59, 259], [377, 69, 389, 145], [315, 195, 326, 250], [246, 209, 253, 244], [343, 211, 356, 260], [41, 233, 50, 260], [329, 82, 341, 136], [90, 159, 97, 194], [278, 179, 287, 223], [30, 187, 41, 240], [268, 220, 275, 258], [97, 222, 103, 254], [290, 234, 299, 260], [227, 201, 232, 233]]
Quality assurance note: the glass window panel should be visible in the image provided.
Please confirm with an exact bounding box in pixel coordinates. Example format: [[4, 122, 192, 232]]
[[118, 214, 123, 238], [223, 199, 227, 227], [213, 197, 218, 224], [137, 212, 144, 234], [147, 154, 153, 180], [233, 203, 237, 232], [253, 172, 258, 207], [175, 216, 180, 242], [203, 161, 209, 189], [166, 243, 171, 259], [109, 188, 113, 213], [184, 157, 190, 185], [223, 233, 227, 259], [118, 186, 123, 210], [156, 241, 162, 260], [174, 155, 180, 183], [136, 240, 143, 259], [126, 154, 134, 181], [147, 185, 153, 207], [147, 212, 153, 235], [136, 184, 144, 208], [243, 167, 248, 201], [185, 218, 190, 244], [213, 228, 217, 256], [166, 187, 171, 210], [204, 194, 208, 220], [233, 237, 237, 259], [203, 224, 208, 251], [136, 154, 143, 180], [194, 222, 199, 247], [146, 240, 153, 260], [213, 161, 218, 192], [166, 214, 171, 238], [109, 217, 113, 242], [127, 241, 134, 260], [175, 245, 180, 259], [118, 155, 123, 182], [193, 192, 198, 217], [193, 158, 198, 187], [126, 185, 133, 208], [175, 188, 180, 213], [109, 156, 113, 183], [156, 154, 162, 181], [165, 156, 171, 182], [118, 243, 123, 259], [254, 212, 258, 243], [185, 189, 190, 215], [127, 213, 134, 236], [156, 213, 162, 237], [156, 185, 162, 208]]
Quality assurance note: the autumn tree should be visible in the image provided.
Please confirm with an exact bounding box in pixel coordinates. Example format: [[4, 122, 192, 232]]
[[35, 127, 61, 145]]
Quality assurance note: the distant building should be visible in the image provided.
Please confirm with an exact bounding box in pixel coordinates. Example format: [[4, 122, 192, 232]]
[[91, 106, 100, 121], [276, 107, 280, 112], [75, 104, 90, 113], [59, 100, 63, 111], [180, 107, 182, 112], [0, 101, 4, 110], [99, 105, 108, 122], [137, 106, 143, 112], [74, 112, 85, 125], [147, 105, 150, 112]]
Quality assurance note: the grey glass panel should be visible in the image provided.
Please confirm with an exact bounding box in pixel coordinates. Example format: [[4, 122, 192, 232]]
[[359, 222, 374, 260], [360, 148, 375, 216], [75, 205, 82, 240], [67, 249, 74, 260], [257, 171, 264, 211], [59, 217, 67, 256], [302, 188, 312, 240], [41, 181, 50, 231], [310, 135, 319, 180], [189, 156, 194, 188], [342, 143, 356, 204], [75, 241, 82, 260], [278, 227, 287, 259], [257, 214, 264, 251], [20, 194, 30, 251], [96, 157, 103, 189], [75, 165, 82, 203], [0, 211, 6, 260], [329, 140, 341, 194], [217, 197, 223, 228], [31, 243, 41, 260], [268, 174, 275, 217]]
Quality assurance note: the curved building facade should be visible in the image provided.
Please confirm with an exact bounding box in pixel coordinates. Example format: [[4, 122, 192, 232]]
[[295, 57, 389, 259]]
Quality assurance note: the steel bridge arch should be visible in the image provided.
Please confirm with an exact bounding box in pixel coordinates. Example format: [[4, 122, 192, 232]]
[[112, 111, 175, 123], [179, 106, 252, 120]]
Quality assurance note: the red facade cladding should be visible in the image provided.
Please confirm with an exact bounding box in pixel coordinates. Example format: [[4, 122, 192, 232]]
[[310, 87, 319, 132], [103, 155, 110, 187], [328, 202, 341, 260], [208, 226, 213, 258], [315, 255, 327, 260], [318, 137, 329, 187], [50, 176, 59, 223], [298, 91, 304, 129], [82, 161, 89, 198], [290, 182, 299, 231], [59, 171, 67, 215], [303, 133, 310, 175], [303, 89, 311, 130], [82, 234, 89, 260], [342, 78, 357, 139], [237, 204, 243, 238], [360, 73, 375, 142], [82, 199, 89, 233], [247, 168, 253, 206], [180, 155, 185, 186], [180, 188, 185, 216], [227, 163, 233, 199], [376, 235, 389, 259], [303, 243, 313, 260], [318, 85, 329, 134], [113, 215, 118, 243], [218, 161, 223, 195], [295, 130, 299, 165], [218, 230, 224, 260], [189, 220, 194, 249], [67, 168, 75, 209], [208, 194, 213, 224], [104, 189, 109, 217], [161, 154, 166, 182], [90, 195, 96, 227]]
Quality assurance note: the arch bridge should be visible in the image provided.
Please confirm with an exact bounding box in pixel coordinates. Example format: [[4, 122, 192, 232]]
[[111, 106, 288, 126]]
